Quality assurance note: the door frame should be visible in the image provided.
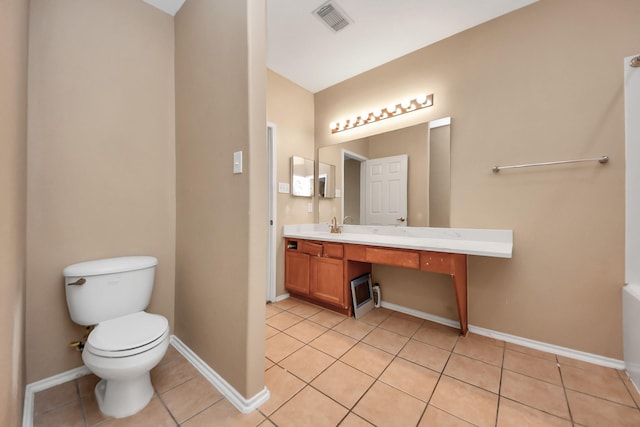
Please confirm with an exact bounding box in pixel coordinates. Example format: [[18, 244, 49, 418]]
[[266, 123, 277, 302]]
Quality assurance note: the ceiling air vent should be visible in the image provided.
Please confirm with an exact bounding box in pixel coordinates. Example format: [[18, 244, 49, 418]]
[[313, 1, 352, 32]]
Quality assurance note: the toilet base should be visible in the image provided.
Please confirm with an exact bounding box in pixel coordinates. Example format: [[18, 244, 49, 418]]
[[94, 373, 154, 418]]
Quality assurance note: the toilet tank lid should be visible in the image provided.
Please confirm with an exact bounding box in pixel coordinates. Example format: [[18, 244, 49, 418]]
[[63, 256, 158, 277]]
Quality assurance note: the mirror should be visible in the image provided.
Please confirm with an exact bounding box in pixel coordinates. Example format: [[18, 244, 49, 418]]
[[318, 118, 451, 226], [318, 162, 336, 198], [291, 156, 315, 197]]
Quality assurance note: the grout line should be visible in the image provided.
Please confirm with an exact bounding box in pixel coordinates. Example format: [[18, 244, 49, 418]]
[[417, 334, 459, 426], [72, 378, 90, 427], [269, 298, 640, 426], [411, 341, 441, 427], [494, 342, 507, 427], [153, 390, 180, 426], [327, 301, 552, 425], [276, 301, 447, 426], [271, 302, 389, 424], [35, 298, 638, 426], [556, 354, 572, 423], [620, 374, 640, 410]]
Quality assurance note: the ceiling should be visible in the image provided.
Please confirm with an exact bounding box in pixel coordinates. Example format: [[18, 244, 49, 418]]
[[145, 0, 539, 93], [143, 0, 185, 17]]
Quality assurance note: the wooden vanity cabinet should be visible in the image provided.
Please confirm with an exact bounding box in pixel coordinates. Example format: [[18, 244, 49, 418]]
[[285, 236, 470, 334], [284, 238, 348, 312]]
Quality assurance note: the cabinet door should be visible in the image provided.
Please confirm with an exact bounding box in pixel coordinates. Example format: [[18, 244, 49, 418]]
[[310, 256, 344, 307], [285, 251, 310, 295]]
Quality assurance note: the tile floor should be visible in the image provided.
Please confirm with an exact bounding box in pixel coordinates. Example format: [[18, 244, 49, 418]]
[[34, 298, 640, 426]]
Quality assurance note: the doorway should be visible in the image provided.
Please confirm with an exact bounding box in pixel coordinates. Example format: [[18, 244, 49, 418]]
[[266, 124, 276, 302], [342, 149, 367, 225]]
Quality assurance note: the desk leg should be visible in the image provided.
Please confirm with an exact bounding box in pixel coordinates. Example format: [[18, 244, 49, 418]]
[[451, 254, 468, 336]]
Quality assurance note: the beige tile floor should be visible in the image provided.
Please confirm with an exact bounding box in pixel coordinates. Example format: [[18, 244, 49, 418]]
[[34, 298, 640, 426]]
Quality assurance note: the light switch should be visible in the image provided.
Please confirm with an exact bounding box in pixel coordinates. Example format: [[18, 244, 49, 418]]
[[233, 151, 243, 174], [307, 203, 313, 213], [335, 189, 341, 197], [278, 182, 290, 193]]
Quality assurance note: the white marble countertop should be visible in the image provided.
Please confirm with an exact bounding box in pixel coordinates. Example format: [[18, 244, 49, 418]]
[[283, 224, 513, 258]]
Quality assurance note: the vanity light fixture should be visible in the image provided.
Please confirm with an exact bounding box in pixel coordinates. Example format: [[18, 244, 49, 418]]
[[329, 93, 433, 134]]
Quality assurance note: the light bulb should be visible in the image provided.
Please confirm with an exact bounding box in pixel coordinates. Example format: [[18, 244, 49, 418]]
[[386, 103, 397, 115], [401, 99, 411, 110], [416, 94, 427, 105], [330, 122, 337, 130], [360, 112, 369, 123], [373, 108, 382, 118]]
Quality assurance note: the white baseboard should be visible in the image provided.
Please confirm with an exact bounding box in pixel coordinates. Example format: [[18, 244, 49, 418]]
[[170, 335, 270, 414], [22, 336, 270, 427], [273, 293, 290, 303], [22, 365, 91, 427], [380, 301, 625, 370]]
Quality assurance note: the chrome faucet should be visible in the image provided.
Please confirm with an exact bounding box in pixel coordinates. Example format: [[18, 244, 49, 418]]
[[330, 216, 342, 234]]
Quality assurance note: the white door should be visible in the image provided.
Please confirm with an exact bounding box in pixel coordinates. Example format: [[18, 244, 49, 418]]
[[624, 54, 640, 386], [362, 154, 408, 226], [625, 56, 640, 284]]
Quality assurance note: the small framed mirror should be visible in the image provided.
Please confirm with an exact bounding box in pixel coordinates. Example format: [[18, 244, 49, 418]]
[[318, 162, 336, 198], [291, 156, 314, 197]]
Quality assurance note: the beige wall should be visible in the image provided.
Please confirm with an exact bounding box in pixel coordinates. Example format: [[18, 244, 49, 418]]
[[0, 0, 29, 423], [429, 125, 451, 228], [26, 0, 176, 382], [175, 0, 266, 398], [267, 70, 315, 298], [315, 0, 640, 358]]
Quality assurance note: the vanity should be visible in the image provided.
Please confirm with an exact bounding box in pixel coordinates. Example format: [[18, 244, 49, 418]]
[[283, 224, 513, 335]]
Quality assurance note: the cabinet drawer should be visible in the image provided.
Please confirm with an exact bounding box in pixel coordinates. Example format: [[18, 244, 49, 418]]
[[365, 247, 420, 269], [323, 243, 344, 259], [344, 244, 366, 261], [300, 241, 323, 257], [420, 251, 452, 274]]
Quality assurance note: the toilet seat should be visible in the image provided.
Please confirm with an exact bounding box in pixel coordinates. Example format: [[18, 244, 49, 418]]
[[86, 312, 169, 358]]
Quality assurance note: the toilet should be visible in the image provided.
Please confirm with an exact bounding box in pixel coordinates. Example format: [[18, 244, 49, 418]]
[[63, 256, 170, 418]]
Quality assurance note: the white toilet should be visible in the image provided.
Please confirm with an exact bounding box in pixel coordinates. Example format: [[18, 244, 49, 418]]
[[63, 256, 170, 418]]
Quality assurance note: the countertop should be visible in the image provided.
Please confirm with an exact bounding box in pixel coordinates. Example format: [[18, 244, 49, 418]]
[[283, 224, 513, 258]]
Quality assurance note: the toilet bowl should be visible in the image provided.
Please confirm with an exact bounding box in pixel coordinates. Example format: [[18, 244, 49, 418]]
[[83, 312, 170, 418], [64, 256, 169, 418]]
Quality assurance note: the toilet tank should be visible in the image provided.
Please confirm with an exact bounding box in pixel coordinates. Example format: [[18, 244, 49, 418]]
[[64, 256, 158, 326]]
